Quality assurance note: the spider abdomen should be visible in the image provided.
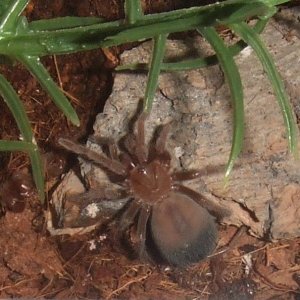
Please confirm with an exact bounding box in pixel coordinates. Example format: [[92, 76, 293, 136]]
[[150, 191, 218, 267]]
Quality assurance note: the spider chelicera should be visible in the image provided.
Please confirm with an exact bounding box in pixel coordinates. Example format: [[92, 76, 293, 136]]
[[58, 112, 228, 267]]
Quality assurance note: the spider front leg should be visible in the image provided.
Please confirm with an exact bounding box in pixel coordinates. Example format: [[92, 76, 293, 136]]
[[135, 112, 148, 164], [171, 170, 205, 182], [152, 122, 172, 166], [155, 122, 171, 154], [64, 188, 130, 228], [69, 188, 129, 205], [58, 138, 127, 176], [91, 135, 136, 170], [89, 136, 119, 161], [172, 165, 223, 182]]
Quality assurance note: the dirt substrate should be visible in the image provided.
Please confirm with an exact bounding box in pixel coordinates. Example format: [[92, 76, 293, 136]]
[[0, 1, 300, 299]]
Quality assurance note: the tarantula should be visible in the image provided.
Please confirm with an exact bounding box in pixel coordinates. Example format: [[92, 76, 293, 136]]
[[59, 113, 227, 267]]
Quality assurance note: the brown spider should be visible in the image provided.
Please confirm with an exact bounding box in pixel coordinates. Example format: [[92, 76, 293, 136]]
[[58, 113, 227, 267]]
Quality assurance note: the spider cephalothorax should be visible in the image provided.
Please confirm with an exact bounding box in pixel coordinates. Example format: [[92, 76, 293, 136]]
[[59, 112, 227, 267]]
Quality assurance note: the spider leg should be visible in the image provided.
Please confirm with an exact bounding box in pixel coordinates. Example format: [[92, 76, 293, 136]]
[[119, 152, 136, 169], [88, 136, 119, 161], [153, 122, 172, 166], [209, 226, 247, 257], [172, 165, 225, 182], [171, 170, 204, 182], [135, 112, 148, 164], [136, 204, 151, 260], [155, 122, 171, 154], [172, 184, 231, 219], [69, 188, 129, 204], [108, 143, 119, 161], [122, 113, 149, 165], [64, 189, 130, 228], [123, 133, 140, 165], [58, 138, 127, 176], [118, 199, 141, 233]]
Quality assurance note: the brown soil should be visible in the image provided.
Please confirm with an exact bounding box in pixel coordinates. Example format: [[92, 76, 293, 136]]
[[0, 1, 299, 299]]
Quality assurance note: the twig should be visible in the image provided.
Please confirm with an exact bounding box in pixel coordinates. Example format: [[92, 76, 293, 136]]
[[253, 267, 299, 294], [0, 276, 39, 292], [105, 273, 150, 300]]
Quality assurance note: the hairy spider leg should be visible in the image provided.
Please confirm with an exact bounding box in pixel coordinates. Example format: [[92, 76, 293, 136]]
[[153, 122, 172, 167], [89, 136, 119, 161], [58, 138, 127, 176], [209, 226, 247, 257], [172, 184, 230, 219], [92, 136, 137, 171], [123, 133, 135, 151], [119, 153, 136, 170], [121, 112, 150, 166], [69, 188, 130, 204], [135, 112, 148, 164], [171, 170, 205, 182], [107, 140, 118, 161], [155, 122, 171, 154], [136, 205, 151, 259], [118, 200, 141, 232], [172, 165, 226, 182]]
